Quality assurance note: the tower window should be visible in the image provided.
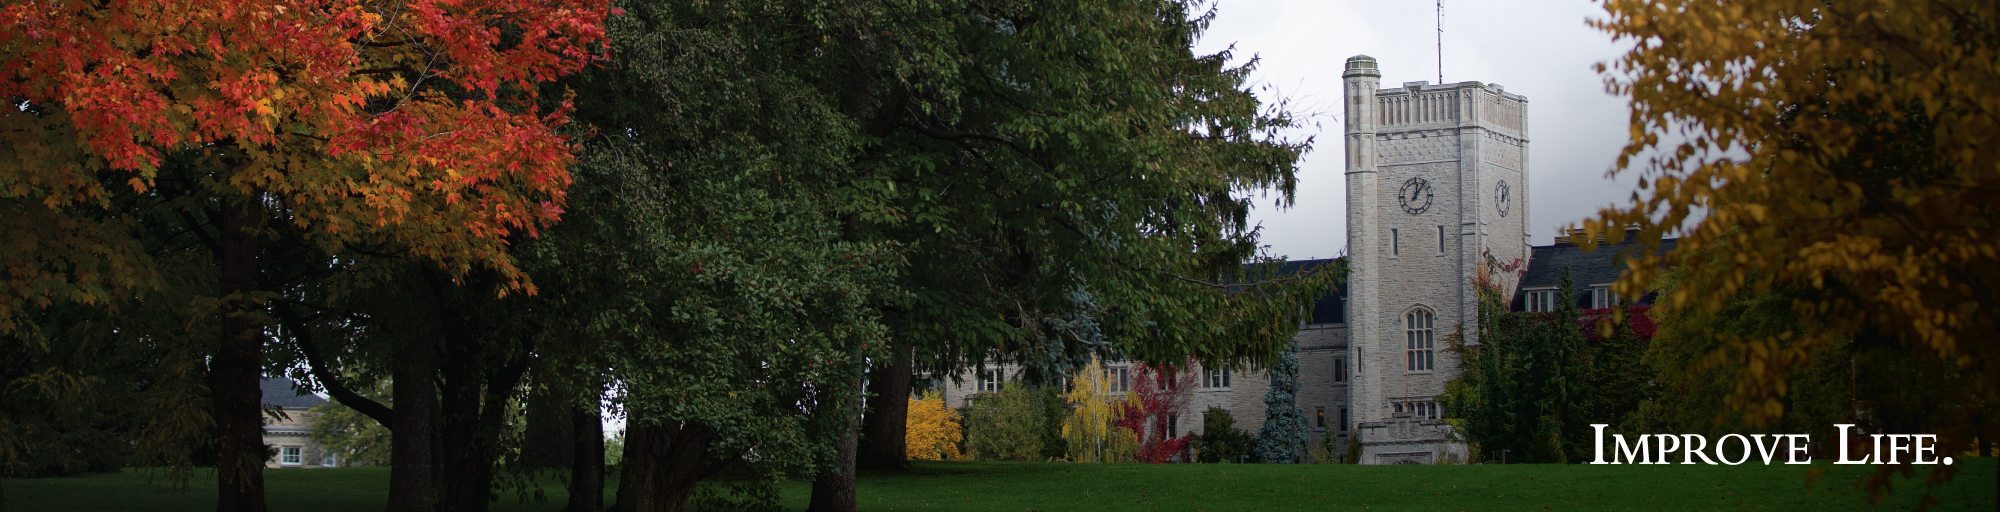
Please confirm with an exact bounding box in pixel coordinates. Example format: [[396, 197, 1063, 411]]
[[1390, 229, 1399, 257], [1437, 226, 1446, 255], [1406, 309, 1435, 372]]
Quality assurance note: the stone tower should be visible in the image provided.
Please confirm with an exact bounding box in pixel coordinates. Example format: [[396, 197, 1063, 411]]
[[1342, 55, 1530, 464]]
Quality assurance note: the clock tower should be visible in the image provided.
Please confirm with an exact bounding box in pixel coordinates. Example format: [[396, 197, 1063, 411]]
[[1342, 55, 1530, 464]]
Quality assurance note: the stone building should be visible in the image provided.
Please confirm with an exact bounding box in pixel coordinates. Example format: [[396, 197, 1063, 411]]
[[261, 377, 336, 468], [941, 56, 1661, 464]]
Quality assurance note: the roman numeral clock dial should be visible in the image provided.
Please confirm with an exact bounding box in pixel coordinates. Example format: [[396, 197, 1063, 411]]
[[1399, 177, 1433, 214]]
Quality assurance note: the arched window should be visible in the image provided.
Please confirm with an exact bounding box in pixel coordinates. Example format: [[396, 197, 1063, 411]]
[[1406, 309, 1434, 371]]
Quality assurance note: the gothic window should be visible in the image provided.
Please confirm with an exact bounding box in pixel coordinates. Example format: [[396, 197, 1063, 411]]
[[1205, 365, 1232, 388], [1406, 309, 1435, 372]]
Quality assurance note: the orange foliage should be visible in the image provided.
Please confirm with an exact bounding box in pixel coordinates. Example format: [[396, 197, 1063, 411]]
[[0, 0, 615, 322]]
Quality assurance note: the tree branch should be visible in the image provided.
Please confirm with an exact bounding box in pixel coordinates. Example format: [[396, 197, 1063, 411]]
[[274, 302, 396, 426]]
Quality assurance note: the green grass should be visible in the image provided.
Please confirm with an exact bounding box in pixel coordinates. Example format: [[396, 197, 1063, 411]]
[[7, 459, 1994, 511]]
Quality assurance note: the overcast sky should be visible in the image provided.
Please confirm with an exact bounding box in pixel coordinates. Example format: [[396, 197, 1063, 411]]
[[1192, 0, 1642, 259]]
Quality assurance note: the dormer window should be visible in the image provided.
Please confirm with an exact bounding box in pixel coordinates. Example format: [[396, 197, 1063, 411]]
[[1525, 289, 1555, 312]]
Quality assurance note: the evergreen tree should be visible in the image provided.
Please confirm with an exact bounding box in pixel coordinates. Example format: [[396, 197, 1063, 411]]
[[1254, 344, 1308, 463]]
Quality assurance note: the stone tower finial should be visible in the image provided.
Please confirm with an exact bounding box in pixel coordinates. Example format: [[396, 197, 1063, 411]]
[[1344, 55, 1380, 78]]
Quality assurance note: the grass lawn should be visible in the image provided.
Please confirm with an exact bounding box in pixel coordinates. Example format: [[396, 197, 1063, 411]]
[[7, 459, 1993, 511]]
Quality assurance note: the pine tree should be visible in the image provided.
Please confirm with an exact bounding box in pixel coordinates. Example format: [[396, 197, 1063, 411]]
[[1254, 344, 1309, 463]]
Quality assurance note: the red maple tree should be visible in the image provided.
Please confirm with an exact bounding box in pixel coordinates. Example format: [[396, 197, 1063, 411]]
[[2, 2, 613, 511], [1116, 360, 1198, 463]]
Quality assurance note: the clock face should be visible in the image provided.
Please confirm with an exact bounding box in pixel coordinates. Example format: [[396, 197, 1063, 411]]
[[1398, 177, 1433, 215], [1495, 180, 1511, 217]]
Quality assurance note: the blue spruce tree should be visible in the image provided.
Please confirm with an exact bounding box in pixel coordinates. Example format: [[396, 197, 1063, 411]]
[[1255, 342, 1308, 463]]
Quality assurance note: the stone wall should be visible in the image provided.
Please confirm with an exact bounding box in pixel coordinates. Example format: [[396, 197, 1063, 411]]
[[262, 407, 330, 468]]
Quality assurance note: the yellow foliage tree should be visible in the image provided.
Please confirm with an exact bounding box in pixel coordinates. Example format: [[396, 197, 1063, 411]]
[[1062, 356, 1139, 463], [904, 390, 963, 461], [1585, 0, 2000, 497]]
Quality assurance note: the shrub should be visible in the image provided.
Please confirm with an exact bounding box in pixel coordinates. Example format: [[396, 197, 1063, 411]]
[[964, 384, 1045, 461], [905, 390, 963, 461], [1192, 407, 1256, 463]]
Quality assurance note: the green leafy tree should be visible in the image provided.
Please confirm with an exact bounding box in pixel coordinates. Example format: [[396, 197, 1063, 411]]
[[1444, 260, 1664, 463], [1443, 266, 1586, 463], [843, 0, 1332, 478], [308, 378, 393, 468], [545, 3, 900, 510]]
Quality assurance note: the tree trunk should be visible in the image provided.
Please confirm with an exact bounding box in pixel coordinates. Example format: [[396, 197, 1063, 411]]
[[857, 344, 914, 471], [436, 339, 531, 512], [212, 200, 267, 512], [612, 421, 720, 512], [807, 378, 863, 512], [566, 405, 605, 512], [387, 302, 440, 512], [436, 371, 488, 512], [525, 388, 578, 470]]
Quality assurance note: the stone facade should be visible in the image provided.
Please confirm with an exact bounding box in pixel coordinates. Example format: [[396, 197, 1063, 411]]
[[1342, 54, 1525, 464], [941, 56, 1528, 465], [262, 406, 331, 469], [260, 377, 337, 468]]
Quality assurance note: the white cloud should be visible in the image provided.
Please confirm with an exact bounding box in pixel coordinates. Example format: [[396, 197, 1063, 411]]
[[1194, 0, 1645, 259]]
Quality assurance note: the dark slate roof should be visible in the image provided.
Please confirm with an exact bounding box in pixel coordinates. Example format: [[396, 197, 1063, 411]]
[[261, 377, 329, 409], [1511, 238, 1677, 310], [1254, 257, 1349, 325]]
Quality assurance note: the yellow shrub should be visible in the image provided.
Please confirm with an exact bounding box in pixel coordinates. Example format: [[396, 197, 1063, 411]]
[[905, 390, 963, 461]]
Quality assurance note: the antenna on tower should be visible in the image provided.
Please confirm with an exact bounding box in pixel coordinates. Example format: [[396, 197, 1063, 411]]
[[1436, 0, 1444, 83]]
